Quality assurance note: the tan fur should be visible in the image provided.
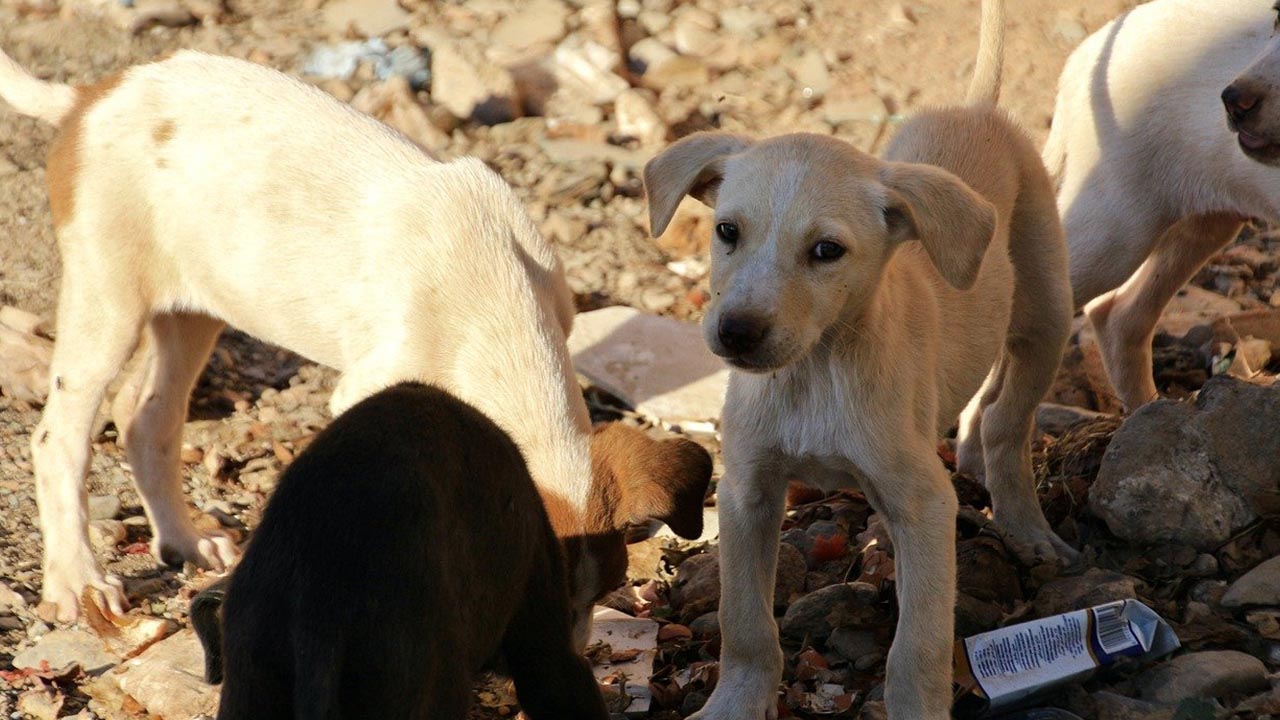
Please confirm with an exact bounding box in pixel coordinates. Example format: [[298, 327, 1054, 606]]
[[47, 73, 123, 228], [644, 2, 1074, 717]]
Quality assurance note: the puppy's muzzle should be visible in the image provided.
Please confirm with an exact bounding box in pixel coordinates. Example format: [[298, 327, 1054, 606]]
[[1223, 84, 1262, 125], [717, 313, 770, 357]]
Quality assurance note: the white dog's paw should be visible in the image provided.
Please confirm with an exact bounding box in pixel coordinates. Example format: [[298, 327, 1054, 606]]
[[42, 559, 127, 623], [152, 528, 240, 571], [688, 669, 779, 720]]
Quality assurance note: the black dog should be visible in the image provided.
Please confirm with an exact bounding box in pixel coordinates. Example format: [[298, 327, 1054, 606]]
[[192, 382, 608, 720]]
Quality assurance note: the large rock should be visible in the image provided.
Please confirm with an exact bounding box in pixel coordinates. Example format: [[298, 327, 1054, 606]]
[[1032, 568, 1138, 617], [1089, 377, 1280, 549], [779, 582, 878, 642], [12, 629, 120, 674], [1136, 650, 1268, 704], [417, 30, 519, 125], [1222, 556, 1280, 608], [111, 630, 219, 719], [669, 545, 805, 621], [568, 306, 729, 424], [322, 0, 409, 37]]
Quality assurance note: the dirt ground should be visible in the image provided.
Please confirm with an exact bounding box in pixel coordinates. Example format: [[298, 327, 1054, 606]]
[[2, 0, 1279, 718]]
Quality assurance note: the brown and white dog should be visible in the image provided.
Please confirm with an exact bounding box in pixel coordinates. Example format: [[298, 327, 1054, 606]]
[[1045, 0, 1280, 411], [0, 48, 709, 631], [194, 382, 610, 720], [645, 1, 1074, 717]]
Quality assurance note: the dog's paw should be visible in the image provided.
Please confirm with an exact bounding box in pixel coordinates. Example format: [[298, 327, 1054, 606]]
[[1004, 523, 1081, 568], [688, 670, 779, 720], [152, 529, 240, 571], [42, 561, 127, 623]]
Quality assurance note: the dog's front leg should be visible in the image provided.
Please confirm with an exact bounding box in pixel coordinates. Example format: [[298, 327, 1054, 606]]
[[862, 443, 958, 720], [689, 448, 786, 720]]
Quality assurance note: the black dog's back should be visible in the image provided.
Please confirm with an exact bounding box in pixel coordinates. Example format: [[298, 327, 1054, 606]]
[[207, 382, 606, 720]]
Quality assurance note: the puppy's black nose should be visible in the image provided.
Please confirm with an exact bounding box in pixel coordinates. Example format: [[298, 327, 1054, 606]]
[[1223, 84, 1262, 122], [718, 314, 769, 355]]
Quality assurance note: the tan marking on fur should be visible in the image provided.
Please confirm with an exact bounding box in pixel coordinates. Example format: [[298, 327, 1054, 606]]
[[47, 73, 124, 228], [152, 119, 176, 144]]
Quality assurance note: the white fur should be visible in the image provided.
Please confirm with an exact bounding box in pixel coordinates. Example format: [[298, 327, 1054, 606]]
[[1, 50, 594, 622], [1046, 0, 1279, 410]]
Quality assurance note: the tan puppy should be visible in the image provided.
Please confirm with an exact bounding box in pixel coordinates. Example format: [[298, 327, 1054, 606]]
[[0, 49, 710, 630], [1045, 0, 1279, 411], [645, 1, 1075, 717]]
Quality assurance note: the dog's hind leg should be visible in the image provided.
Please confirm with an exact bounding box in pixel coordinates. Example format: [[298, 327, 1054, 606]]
[[1084, 213, 1243, 412], [954, 354, 1006, 479], [32, 261, 147, 621], [981, 200, 1078, 565], [123, 313, 237, 571]]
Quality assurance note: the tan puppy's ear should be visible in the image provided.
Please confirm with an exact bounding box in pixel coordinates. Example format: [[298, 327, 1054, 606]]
[[590, 424, 712, 540], [643, 132, 752, 236], [881, 162, 996, 290]]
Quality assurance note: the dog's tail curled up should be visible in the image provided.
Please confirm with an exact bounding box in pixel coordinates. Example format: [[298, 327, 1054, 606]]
[[0, 48, 78, 125], [965, 0, 1006, 106]]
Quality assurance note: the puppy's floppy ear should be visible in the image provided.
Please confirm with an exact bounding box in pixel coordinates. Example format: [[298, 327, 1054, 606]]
[[591, 424, 712, 540], [880, 161, 996, 290], [643, 131, 752, 237]]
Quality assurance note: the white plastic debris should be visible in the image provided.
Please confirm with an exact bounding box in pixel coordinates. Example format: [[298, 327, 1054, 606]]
[[588, 606, 659, 713], [953, 599, 1180, 716]]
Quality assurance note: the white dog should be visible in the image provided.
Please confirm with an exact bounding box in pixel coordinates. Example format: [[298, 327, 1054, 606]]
[[645, 1, 1076, 717], [0, 49, 710, 630], [1045, 0, 1280, 411]]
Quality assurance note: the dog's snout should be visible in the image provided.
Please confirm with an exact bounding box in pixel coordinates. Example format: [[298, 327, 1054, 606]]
[[1223, 84, 1262, 122], [718, 314, 770, 355]]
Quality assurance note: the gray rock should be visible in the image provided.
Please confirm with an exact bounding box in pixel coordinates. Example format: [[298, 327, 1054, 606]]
[[689, 611, 720, 641], [13, 629, 120, 674], [779, 582, 877, 642], [88, 494, 122, 521], [1136, 650, 1268, 704], [1033, 568, 1138, 617], [1221, 556, 1280, 607], [828, 627, 878, 664], [1090, 377, 1280, 549], [112, 630, 218, 719], [955, 592, 1004, 636], [669, 544, 805, 620], [1091, 692, 1176, 720]]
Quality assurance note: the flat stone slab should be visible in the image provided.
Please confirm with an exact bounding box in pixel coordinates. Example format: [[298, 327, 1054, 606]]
[[569, 306, 729, 425], [111, 629, 219, 719], [12, 629, 119, 674]]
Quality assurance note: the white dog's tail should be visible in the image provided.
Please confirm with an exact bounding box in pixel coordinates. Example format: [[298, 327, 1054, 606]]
[[965, 0, 1006, 106], [0, 48, 78, 125]]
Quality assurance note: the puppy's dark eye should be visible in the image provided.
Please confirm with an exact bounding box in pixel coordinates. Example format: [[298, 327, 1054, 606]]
[[811, 240, 846, 262], [715, 222, 739, 245]]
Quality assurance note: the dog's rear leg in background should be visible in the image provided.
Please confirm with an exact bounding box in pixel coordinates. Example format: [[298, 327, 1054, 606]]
[[190, 578, 228, 684]]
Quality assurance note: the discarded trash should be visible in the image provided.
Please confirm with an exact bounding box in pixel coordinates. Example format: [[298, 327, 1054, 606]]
[[303, 40, 430, 90], [588, 606, 659, 713], [953, 599, 1180, 716]]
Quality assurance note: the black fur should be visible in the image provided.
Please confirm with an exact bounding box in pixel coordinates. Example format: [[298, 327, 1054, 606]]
[[193, 382, 607, 720]]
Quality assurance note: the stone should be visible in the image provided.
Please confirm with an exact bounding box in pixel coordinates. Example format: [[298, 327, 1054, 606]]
[[0, 320, 53, 403], [821, 94, 888, 127], [828, 627, 878, 664], [1222, 556, 1280, 608], [780, 582, 878, 642], [88, 494, 122, 521], [492, 0, 569, 52], [550, 36, 630, 106], [641, 55, 709, 92], [350, 77, 450, 153], [322, 0, 409, 38], [1136, 650, 1268, 704], [954, 593, 1004, 636], [785, 49, 830, 98], [89, 519, 126, 550], [1035, 402, 1114, 436], [689, 611, 720, 641], [1091, 691, 1176, 720], [614, 89, 667, 147], [956, 538, 1021, 603], [1090, 377, 1280, 549], [669, 544, 805, 620], [1033, 568, 1138, 617], [112, 630, 218, 719], [0, 581, 27, 610], [567, 306, 729, 424], [718, 7, 773, 38], [419, 31, 520, 125], [1156, 287, 1244, 338], [13, 629, 120, 674]]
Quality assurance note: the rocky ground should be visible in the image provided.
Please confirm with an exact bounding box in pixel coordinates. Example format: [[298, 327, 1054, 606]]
[[1, 0, 1279, 718]]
